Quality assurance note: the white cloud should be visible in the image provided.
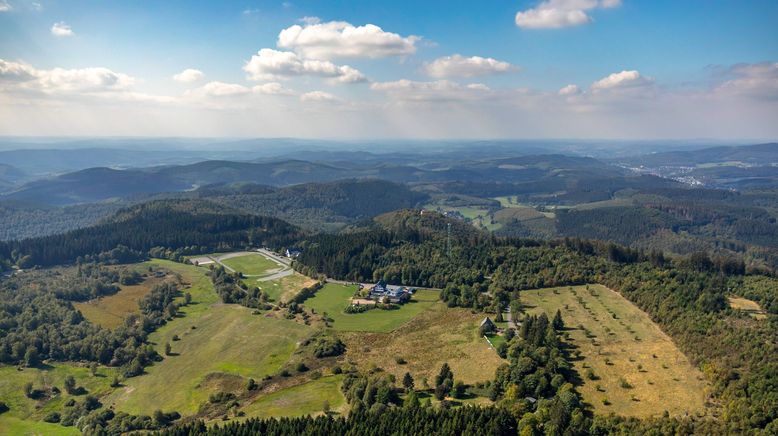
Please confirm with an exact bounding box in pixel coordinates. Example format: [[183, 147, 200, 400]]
[[188, 81, 250, 98], [0, 1, 12, 12], [300, 90, 337, 102], [515, 0, 621, 29], [51, 21, 74, 37], [714, 62, 778, 100], [277, 20, 418, 59], [558, 84, 581, 95], [242, 8, 259, 16], [0, 59, 37, 81], [243, 48, 366, 83], [424, 54, 515, 78], [370, 79, 492, 102], [172, 68, 204, 83], [0, 59, 135, 94], [31, 2, 42, 11], [252, 82, 294, 95], [590, 70, 652, 91]]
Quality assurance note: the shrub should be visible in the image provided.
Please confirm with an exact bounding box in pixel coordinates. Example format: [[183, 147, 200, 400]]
[[43, 411, 61, 423]]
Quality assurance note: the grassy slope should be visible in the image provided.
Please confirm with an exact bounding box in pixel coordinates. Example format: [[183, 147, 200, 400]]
[[522, 284, 708, 418], [305, 283, 439, 332], [0, 363, 118, 434], [258, 273, 317, 303], [221, 254, 279, 276], [342, 303, 504, 385], [240, 375, 346, 419], [105, 260, 312, 416]]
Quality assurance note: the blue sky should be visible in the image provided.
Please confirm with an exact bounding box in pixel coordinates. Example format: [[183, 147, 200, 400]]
[[0, 0, 777, 139]]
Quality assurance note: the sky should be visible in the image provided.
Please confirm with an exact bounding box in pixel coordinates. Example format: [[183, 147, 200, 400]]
[[0, 0, 777, 140]]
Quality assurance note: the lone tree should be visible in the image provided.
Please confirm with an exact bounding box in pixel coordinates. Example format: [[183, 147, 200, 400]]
[[402, 372, 415, 392], [64, 375, 77, 394], [164, 342, 172, 356]]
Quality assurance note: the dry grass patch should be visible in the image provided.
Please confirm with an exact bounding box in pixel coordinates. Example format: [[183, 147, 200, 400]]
[[258, 273, 317, 303], [728, 296, 767, 320], [342, 303, 503, 386], [74, 272, 174, 329], [522, 284, 708, 418]]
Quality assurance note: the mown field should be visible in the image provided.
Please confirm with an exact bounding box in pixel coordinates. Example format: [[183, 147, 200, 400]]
[[342, 303, 504, 385], [105, 261, 312, 416], [304, 283, 440, 332], [522, 284, 708, 418], [220, 253, 281, 276], [74, 271, 172, 329]]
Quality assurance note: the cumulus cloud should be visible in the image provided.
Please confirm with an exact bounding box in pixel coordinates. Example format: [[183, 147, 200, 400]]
[[252, 82, 294, 95], [590, 70, 652, 91], [300, 90, 337, 102], [0, 59, 135, 94], [515, 0, 621, 29], [51, 21, 74, 37], [370, 79, 492, 102], [0, 1, 12, 12], [172, 68, 204, 83], [278, 20, 418, 59], [424, 54, 515, 78], [243, 48, 366, 83], [558, 84, 581, 95], [714, 62, 778, 100]]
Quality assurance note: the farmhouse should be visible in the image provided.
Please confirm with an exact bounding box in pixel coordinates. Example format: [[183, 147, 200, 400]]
[[368, 279, 414, 303], [480, 317, 496, 333], [285, 248, 302, 258]]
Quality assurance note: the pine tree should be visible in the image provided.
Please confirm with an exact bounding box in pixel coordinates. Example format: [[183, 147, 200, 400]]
[[395, 372, 410, 390], [553, 309, 564, 331]]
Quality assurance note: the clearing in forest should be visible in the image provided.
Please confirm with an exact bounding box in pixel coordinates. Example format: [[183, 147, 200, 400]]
[[105, 260, 312, 416], [728, 296, 767, 319], [304, 283, 439, 332], [342, 302, 504, 385], [522, 284, 708, 418], [74, 270, 173, 329]]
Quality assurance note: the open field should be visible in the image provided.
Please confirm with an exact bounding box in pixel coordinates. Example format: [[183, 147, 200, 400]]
[[342, 304, 504, 385], [259, 273, 318, 303], [220, 253, 281, 276], [240, 375, 346, 419], [74, 273, 172, 329], [0, 416, 80, 436], [522, 284, 708, 418], [0, 363, 119, 434], [105, 260, 313, 415], [728, 296, 767, 320], [305, 283, 439, 332]]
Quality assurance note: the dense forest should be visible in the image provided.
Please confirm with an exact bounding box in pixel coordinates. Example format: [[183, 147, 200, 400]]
[[0, 200, 302, 268]]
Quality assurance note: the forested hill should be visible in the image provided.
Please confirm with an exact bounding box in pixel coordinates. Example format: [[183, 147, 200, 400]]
[[195, 179, 430, 231], [0, 200, 301, 268]]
